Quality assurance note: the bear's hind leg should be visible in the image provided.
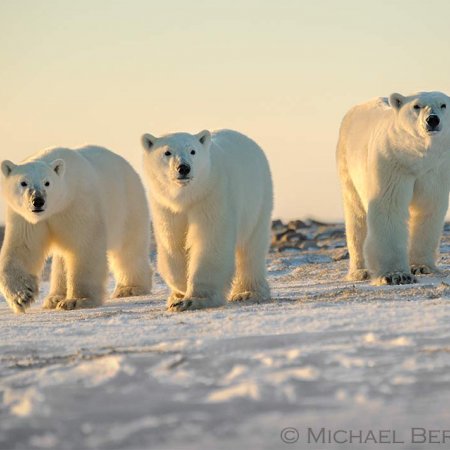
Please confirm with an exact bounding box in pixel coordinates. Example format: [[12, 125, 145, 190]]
[[55, 240, 108, 310], [342, 175, 370, 281], [229, 219, 271, 303], [409, 175, 449, 275], [43, 255, 67, 309], [110, 248, 152, 298], [110, 198, 153, 298]]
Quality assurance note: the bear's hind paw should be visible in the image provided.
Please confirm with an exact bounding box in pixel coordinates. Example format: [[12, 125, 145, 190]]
[[167, 295, 225, 312], [43, 294, 65, 309], [411, 264, 441, 275], [168, 299, 193, 312], [229, 291, 271, 303], [55, 297, 101, 310], [112, 285, 150, 298]]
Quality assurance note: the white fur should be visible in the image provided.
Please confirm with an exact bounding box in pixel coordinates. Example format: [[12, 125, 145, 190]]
[[0, 146, 152, 313], [142, 129, 273, 311], [337, 91, 450, 285]]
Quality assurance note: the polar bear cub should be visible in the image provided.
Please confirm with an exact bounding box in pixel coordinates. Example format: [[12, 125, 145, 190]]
[[337, 91, 450, 285], [142, 129, 273, 311], [0, 146, 152, 313]]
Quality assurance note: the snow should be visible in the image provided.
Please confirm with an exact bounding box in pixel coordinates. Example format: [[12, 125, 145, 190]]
[[2, 225, 450, 450]]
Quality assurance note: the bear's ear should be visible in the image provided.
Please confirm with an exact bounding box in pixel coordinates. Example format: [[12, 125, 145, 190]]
[[51, 159, 65, 177], [196, 130, 211, 148], [1, 160, 16, 177], [389, 93, 406, 111], [142, 133, 158, 151]]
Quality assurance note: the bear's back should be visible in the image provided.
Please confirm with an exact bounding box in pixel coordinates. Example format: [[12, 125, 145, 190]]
[[210, 129, 270, 173]]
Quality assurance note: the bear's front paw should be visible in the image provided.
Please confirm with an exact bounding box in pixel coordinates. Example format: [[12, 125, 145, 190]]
[[2, 272, 39, 313], [346, 269, 370, 281], [43, 295, 66, 310], [410, 264, 441, 275], [375, 271, 417, 285]]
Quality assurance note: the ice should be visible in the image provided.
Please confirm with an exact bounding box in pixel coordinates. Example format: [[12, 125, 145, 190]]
[[1, 224, 450, 449]]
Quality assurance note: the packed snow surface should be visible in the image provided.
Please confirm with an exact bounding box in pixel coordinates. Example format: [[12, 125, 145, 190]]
[[1, 222, 450, 450]]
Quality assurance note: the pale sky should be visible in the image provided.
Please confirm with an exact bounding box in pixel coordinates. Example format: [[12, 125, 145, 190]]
[[1, 0, 450, 222]]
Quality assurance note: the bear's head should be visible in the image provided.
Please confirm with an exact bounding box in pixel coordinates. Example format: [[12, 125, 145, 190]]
[[1, 159, 66, 224], [389, 91, 450, 140], [142, 130, 212, 207]]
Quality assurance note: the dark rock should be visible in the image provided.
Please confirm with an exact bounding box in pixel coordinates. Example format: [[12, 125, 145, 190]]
[[278, 245, 301, 252], [314, 228, 346, 240], [271, 219, 285, 230], [298, 240, 319, 250], [333, 249, 349, 261], [307, 218, 330, 227], [287, 220, 308, 230], [280, 230, 307, 244]]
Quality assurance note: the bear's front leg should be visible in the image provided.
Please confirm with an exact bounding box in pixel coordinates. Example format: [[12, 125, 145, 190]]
[[158, 244, 188, 308], [55, 234, 108, 311], [0, 214, 49, 313], [0, 266, 39, 313], [151, 204, 189, 306], [364, 176, 416, 285], [168, 212, 236, 312]]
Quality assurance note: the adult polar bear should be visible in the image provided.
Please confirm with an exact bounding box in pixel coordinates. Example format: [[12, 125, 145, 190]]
[[337, 91, 450, 285], [142, 129, 273, 311], [0, 146, 152, 313]]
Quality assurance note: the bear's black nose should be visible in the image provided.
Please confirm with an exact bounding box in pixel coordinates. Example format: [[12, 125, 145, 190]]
[[177, 164, 191, 176], [426, 114, 440, 129], [31, 197, 45, 208]]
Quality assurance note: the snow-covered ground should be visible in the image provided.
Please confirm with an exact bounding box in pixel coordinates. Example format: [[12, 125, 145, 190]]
[[2, 223, 450, 450]]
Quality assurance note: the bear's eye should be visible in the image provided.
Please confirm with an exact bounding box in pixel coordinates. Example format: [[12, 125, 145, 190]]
[[164, 150, 171, 156], [413, 104, 421, 110], [44, 181, 50, 187], [20, 181, 28, 187], [441, 104, 447, 109], [190, 150, 196, 155]]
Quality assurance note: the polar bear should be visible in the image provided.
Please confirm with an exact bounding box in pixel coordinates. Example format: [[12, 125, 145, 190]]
[[141, 129, 273, 311], [337, 91, 450, 285], [0, 146, 152, 313]]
